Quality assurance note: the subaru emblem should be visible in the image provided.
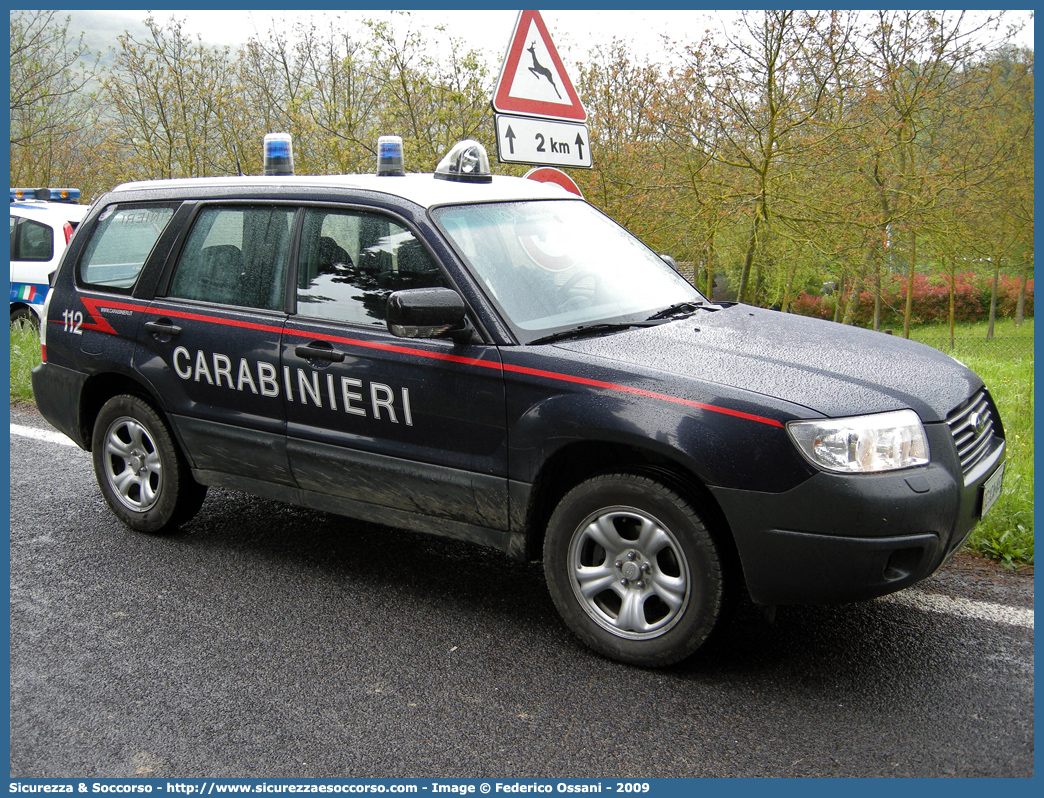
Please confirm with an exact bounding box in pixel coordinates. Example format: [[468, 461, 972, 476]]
[[970, 411, 988, 438]]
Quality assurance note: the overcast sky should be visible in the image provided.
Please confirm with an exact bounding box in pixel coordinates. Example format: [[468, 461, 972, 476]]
[[64, 8, 1034, 69]]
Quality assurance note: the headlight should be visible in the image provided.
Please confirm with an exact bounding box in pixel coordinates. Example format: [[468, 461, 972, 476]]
[[787, 409, 930, 473]]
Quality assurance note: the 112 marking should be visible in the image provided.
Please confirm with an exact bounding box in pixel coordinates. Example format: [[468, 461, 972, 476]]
[[61, 309, 83, 334]]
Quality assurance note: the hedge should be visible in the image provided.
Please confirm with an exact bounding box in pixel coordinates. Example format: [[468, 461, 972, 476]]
[[790, 272, 1034, 326]]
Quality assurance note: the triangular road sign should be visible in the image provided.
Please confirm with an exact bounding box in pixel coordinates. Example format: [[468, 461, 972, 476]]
[[492, 10, 587, 122]]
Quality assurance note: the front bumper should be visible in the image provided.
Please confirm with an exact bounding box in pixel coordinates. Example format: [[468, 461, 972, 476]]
[[711, 424, 1006, 605]]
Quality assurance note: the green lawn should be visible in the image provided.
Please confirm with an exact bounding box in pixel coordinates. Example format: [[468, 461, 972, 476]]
[[908, 319, 1034, 566], [9, 323, 39, 404], [9, 318, 1034, 564]]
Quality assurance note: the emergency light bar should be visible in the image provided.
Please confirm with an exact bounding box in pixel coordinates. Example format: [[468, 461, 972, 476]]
[[10, 188, 81, 203]]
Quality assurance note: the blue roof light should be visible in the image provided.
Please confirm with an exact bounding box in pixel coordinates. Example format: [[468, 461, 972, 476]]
[[377, 135, 405, 176], [263, 133, 294, 176]]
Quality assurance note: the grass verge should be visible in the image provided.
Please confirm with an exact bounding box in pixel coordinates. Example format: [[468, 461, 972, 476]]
[[10, 323, 40, 404], [909, 319, 1034, 566]]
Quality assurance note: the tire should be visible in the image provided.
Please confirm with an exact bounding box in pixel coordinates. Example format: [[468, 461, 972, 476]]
[[543, 472, 724, 667], [11, 306, 39, 332], [91, 395, 207, 534]]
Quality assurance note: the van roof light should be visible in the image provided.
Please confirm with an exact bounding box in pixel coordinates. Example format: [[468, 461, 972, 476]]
[[10, 187, 81, 203], [434, 141, 492, 184]]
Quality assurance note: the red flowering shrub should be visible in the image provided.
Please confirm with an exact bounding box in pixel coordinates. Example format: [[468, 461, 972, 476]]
[[788, 293, 834, 320], [790, 272, 1034, 325]]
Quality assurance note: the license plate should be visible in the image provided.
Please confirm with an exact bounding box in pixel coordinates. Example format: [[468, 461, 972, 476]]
[[981, 462, 1005, 519]]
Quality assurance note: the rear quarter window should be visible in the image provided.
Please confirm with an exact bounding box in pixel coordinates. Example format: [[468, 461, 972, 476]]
[[78, 204, 178, 292]]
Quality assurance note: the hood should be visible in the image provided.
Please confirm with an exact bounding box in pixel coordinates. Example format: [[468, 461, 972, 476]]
[[554, 305, 980, 423]]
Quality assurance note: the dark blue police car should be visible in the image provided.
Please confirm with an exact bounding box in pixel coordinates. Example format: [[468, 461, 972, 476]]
[[32, 138, 1006, 666]]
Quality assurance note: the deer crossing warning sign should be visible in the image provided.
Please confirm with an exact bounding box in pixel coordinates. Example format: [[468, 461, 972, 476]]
[[492, 10, 592, 168]]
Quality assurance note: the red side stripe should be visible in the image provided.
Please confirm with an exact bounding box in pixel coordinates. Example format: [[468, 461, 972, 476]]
[[78, 298, 784, 428], [496, 362, 784, 427]]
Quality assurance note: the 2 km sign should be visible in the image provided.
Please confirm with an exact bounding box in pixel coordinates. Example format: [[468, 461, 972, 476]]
[[494, 114, 591, 169], [492, 10, 592, 168]]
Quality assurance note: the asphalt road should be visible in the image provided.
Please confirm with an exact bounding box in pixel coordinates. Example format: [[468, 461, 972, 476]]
[[9, 404, 1035, 779]]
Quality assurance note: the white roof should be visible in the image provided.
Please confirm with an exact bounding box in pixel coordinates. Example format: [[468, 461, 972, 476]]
[[111, 172, 574, 209], [9, 200, 90, 224]]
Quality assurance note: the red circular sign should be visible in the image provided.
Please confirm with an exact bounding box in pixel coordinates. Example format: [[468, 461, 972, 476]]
[[524, 167, 583, 198]]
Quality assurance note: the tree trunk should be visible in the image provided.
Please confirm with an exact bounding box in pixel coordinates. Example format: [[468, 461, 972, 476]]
[[1015, 258, 1029, 326], [755, 258, 765, 306], [842, 276, 862, 325], [781, 261, 796, 313], [704, 235, 716, 300], [738, 196, 770, 305], [987, 256, 1000, 340], [872, 222, 887, 332], [832, 270, 844, 323], [948, 263, 956, 350], [738, 219, 758, 304], [903, 230, 917, 338], [873, 264, 882, 331]]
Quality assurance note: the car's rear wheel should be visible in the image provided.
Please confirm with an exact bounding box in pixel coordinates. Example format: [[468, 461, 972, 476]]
[[543, 472, 724, 667], [91, 395, 207, 533]]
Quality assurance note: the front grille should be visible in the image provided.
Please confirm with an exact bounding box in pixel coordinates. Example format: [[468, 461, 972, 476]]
[[946, 389, 997, 474]]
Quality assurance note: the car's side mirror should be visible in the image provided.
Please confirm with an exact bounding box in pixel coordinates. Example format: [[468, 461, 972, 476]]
[[387, 287, 469, 341]]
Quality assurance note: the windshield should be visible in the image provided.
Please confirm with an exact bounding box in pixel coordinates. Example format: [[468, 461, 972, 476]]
[[431, 200, 705, 343]]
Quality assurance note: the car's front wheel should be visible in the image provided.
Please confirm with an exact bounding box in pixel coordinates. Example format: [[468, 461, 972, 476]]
[[91, 395, 207, 533], [543, 472, 725, 667]]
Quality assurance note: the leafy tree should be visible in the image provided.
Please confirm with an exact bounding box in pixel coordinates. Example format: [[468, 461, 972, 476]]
[[9, 10, 98, 186], [576, 41, 679, 251], [644, 37, 740, 296], [673, 11, 847, 305], [298, 22, 382, 174], [956, 47, 1034, 336], [101, 17, 239, 181], [365, 15, 494, 170], [857, 10, 1007, 333]]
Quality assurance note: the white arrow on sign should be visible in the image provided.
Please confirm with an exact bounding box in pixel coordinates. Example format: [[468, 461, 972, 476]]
[[495, 113, 592, 169]]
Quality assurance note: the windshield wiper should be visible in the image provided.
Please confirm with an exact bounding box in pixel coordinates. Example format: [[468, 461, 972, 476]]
[[646, 301, 703, 321], [529, 300, 723, 345], [646, 300, 728, 321], [529, 320, 666, 346]]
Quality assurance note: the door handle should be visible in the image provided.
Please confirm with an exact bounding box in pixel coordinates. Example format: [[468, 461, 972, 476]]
[[295, 343, 346, 363], [144, 319, 182, 337]]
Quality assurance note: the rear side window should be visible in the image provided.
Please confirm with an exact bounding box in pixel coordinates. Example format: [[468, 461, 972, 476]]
[[11, 218, 54, 261], [79, 204, 177, 291], [168, 205, 294, 311], [295, 207, 446, 326]]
